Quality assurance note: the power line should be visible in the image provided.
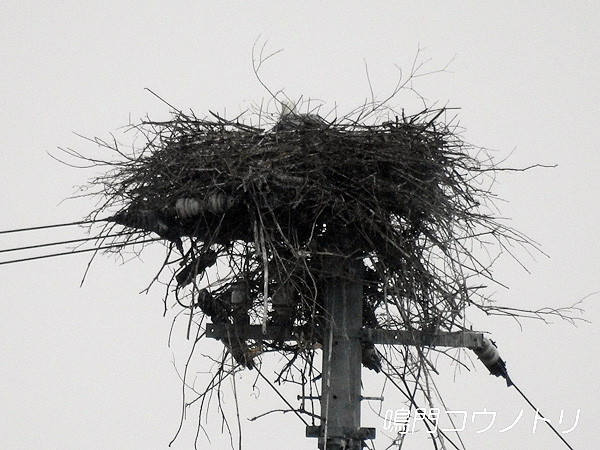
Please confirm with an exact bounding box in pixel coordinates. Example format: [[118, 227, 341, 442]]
[[0, 232, 135, 254], [0, 218, 109, 235], [255, 368, 310, 427], [0, 238, 160, 266], [472, 338, 574, 448], [377, 349, 463, 450], [511, 380, 574, 450]]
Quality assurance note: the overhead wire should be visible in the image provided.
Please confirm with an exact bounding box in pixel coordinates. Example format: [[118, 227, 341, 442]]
[[376, 349, 463, 450], [378, 345, 576, 450], [255, 367, 310, 427], [0, 218, 109, 235], [0, 232, 135, 254], [473, 338, 575, 449], [0, 219, 158, 266], [510, 380, 574, 450], [0, 238, 161, 266]]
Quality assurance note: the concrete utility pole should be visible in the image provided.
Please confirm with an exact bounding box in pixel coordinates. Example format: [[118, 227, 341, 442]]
[[206, 255, 485, 450], [306, 255, 373, 450]]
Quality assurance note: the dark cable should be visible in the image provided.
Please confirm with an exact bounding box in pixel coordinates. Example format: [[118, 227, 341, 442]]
[[255, 368, 310, 427], [0, 218, 109, 235], [0, 238, 160, 266], [377, 349, 462, 450], [510, 380, 574, 450], [0, 232, 135, 254]]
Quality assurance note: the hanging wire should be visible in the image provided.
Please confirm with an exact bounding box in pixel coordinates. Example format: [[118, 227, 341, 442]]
[[0, 232, 135, 254], [0, 218, 109, 235], [377, 350, 462, 450], [255, 368, 310, 427], [510, 381, 575, 450], [0, 238, 160, 266], [0, 216, 150, 266]]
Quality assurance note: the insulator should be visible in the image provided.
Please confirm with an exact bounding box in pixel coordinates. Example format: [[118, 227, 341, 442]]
[[205, 192, 235, 214], [175, 198, 202, 219], [230, 281, 249, 306], [229, 281, 250, 325], [361, 344, 382, 373], [175, 193, 235, 218], [194, 289, 230, 324], [473, 337, 513, 386], [272, 280, 293, 307], [474, 337, 501, 367], [270, 281, 295, 327]]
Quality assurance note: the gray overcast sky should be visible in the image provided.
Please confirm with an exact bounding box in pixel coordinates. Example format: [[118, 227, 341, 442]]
[[1, 2, 598, 449]]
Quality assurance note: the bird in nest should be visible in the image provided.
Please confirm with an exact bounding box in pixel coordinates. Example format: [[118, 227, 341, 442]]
[[273, 99, 329, 131]]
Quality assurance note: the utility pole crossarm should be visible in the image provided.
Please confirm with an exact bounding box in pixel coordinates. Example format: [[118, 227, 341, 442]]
[[361, 329, 485, 349], [206, 323, 485, 350]]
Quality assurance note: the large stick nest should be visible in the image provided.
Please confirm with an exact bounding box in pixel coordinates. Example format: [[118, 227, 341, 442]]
[[84, 104, 515, 371]]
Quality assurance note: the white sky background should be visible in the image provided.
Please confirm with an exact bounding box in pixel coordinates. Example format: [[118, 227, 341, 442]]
[[1, 2, 598, 449]]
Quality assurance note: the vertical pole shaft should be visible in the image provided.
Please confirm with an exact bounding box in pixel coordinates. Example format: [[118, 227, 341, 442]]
[[320, 255, 364, 450]]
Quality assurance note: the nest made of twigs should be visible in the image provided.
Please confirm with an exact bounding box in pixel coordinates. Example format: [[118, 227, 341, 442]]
[[82, 104, 509, 371]]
